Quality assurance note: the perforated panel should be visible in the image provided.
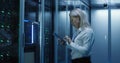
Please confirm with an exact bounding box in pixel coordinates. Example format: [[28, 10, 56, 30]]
[[0, 0, 20, 63]]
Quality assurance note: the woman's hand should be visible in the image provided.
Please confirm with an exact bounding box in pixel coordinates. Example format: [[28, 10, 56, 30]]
[[58, 39, 65, 45], [64, 36, 72, 44]]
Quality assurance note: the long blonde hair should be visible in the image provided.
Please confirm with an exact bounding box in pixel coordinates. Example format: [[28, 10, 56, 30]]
[[69, 8, 90, 29]]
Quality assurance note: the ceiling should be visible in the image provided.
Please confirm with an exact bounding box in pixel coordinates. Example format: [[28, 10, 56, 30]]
[[58, 0, 120, 8], [90, 0, 120, 8], [91, 0, 120, 5], [59, 0, 89, 5], [59, 0, 120, 5]]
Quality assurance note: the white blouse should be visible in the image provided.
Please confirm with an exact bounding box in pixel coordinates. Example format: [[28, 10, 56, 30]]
[[67, 27, 95, 59]]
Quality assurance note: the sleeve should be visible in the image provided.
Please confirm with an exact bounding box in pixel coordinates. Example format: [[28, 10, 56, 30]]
[[67, 30, 94, 54]]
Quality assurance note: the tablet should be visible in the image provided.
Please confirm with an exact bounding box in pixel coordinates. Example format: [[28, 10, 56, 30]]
[[53, 33, 65, 42]]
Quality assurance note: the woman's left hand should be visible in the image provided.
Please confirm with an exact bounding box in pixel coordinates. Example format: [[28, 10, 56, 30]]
[[64, 36, 72, 44]]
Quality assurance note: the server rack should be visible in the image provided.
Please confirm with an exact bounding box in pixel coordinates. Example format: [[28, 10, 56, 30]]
[[0, 0, 24, 63], [24, 0, 40, 63], [90, 0, 120, 63]]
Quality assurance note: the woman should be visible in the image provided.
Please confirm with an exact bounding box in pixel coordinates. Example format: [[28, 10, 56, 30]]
[[64, 8, 95, 63]]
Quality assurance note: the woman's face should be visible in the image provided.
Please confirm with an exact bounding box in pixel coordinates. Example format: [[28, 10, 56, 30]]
[[70, 16, 80, 29]]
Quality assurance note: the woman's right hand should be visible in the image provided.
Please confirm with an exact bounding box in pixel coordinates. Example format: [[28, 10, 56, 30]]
[[58, 39, 65, 45]]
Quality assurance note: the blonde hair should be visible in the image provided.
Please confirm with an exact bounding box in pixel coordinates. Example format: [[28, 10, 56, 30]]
[[69, 8, 90, 29]]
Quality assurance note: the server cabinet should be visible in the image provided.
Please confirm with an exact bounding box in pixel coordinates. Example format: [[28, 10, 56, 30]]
[[111, 9, 120, 63], [54, 0, 70, 63], [24, 0, 39, 44], [24, 0, 40, 63], [91, 8, 120, 63], [91, 9, 108, 63], [40, 0, 54, 63], [0, 0, 24, 63]]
